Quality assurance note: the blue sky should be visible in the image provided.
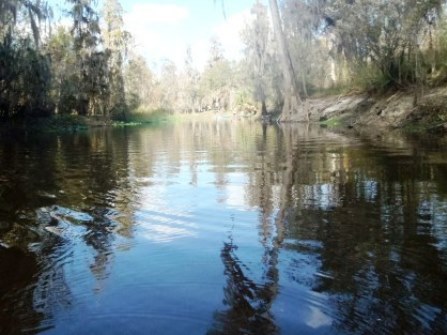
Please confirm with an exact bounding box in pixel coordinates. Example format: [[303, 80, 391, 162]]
[[51, 0, 257, 70], [120, 0, 255, 70]]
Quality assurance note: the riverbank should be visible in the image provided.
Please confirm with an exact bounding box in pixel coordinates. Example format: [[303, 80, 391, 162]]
[[293, 87, 447, 134], [2, 88, 447, 135], [0, 111, 173, 132], [0, 109, 257, 133]]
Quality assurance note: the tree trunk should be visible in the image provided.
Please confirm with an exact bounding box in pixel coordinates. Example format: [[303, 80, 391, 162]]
[[268, 0, 305, 121], [261, 99, 267, 116]]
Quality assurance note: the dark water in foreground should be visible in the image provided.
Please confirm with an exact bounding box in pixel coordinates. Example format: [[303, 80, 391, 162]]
[[0, 121, 446, 335]]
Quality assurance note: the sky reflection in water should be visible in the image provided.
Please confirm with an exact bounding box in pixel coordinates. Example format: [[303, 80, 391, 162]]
[[0, 121, 446, 334]]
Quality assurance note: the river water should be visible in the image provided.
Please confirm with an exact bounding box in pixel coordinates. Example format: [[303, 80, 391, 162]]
[[0, 121, 446, 334]]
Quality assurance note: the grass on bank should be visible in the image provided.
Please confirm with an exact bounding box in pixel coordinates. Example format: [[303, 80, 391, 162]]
[[0, 108, 175, 132], [114, 108, 173, 125], [320, 116, 343, 128]]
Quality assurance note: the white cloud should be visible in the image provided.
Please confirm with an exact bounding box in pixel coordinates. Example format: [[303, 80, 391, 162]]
[[123, 3, 190, 69], [190, 38, 210, 71], [190, 10, 252, 71], [123, 3, 251, 72], [125, 3, 189, 25], [214, 10, 252, 61]]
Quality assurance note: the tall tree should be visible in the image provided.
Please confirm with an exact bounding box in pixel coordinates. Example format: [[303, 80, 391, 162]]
[[321, 0, 446, 87], [283, 0, 323, 97], [0, 0, 52, 119], [159, 59, 179, 111], [0, 0, 49, 47], [124, 54, 153, 110], [200, 37, 233, 111], [242, 1, 272, 116], [102, 0, 129, 120], [268, 0, 305, 121], [181, 46, 200, 113], [46, 26, 77, 115], [68, 0, 110, 116]]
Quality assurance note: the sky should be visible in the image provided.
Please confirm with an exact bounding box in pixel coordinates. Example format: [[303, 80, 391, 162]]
[[51, 0, 256, 71], [121, 0, 254, 71]]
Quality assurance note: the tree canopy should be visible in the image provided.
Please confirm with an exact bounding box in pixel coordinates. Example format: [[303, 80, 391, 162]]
[[1, 0, 447, 121]]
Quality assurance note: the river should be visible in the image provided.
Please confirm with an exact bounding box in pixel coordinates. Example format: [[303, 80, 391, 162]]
[[0, 120, 446, 334]]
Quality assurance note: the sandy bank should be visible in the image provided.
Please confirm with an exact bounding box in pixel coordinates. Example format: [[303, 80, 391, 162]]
[[282, 87, 447, 133]]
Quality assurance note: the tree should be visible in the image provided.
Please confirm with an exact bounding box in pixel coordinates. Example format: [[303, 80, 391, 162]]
[[0, 37, 52, 119], [0, 0, 52, 119], [321, 0, 446, 88], [268, 0, 306, 121], [282, 0, 326, 96], [68, 0, 110, 116], [199, 37, 234, 112], [46, 26, 77, 115], [158, 59, 179, 111], [0, 0, 50, 48], [180, 46, 200, 113], [102, 0, 129, 120], [124, 54, 153, 111], [242, 1, 271, 116]]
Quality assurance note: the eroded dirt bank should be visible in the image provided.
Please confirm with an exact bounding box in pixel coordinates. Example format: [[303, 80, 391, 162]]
[[283, 87, 447, 133]]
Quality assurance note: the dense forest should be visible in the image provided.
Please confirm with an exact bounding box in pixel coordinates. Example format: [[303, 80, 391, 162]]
[[1, 0, 447, 121]]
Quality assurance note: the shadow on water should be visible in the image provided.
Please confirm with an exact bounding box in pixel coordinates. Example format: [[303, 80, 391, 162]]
[[0, 122, 447, 334], [0, 246, 42, 334], [0, 128, 137, 333], [208, 236, 278, 335], [280, 128, 447, 334], [208, 124, 447, 334], [208, 124, 287, 335]]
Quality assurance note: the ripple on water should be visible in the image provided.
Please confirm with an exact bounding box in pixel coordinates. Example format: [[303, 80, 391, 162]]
[[2, 122, 447, 335], [59, 312, 211, 335], [135, 209, 198, 244]]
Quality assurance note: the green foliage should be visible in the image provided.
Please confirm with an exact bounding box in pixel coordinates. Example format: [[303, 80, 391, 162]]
[[0, 37, 52, 119], [200, 60, 232, 93], [102, 0, 129, 120], [2, 0, 447, 124], [319, 116, 342, 128], [321, 0, 444, 88], [0, 0, 133, 122], [124, 55, 154, 111], [195, 38, 238, 112], [43, 115, 88, 131], [235, 90, 252, 107], [67, 0, 111, 117], [125, 108, 172, 124], [350, 64, 392, 93], [428, 20, 447, 85]]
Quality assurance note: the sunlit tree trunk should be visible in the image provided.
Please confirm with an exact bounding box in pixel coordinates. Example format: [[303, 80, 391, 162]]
[[268, 0, 304, 121], [103, 0, 128, 120]]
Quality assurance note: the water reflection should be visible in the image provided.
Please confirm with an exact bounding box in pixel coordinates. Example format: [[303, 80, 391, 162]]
[[0, 128, 137, 333], [276, 127, 447, 334], [0, 122, 446, 334], [0, 246, 42, 334], [208, 237, 278, 335], [209, 124, 447, 334], [209, 123, 283, 334]]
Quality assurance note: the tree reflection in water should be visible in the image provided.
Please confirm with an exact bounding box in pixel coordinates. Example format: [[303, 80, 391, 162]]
[[210, 124, 447, 334], [280, 128, 447, 334], [0, 128, 135, 333], [0, 246, 42, 334], [208, 237, 278, 335], [0, 123, 447, 334], [209, 125, 287, 335]]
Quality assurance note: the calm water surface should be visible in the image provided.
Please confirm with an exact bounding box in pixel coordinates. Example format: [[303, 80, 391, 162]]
[[0, 121, 446, 334]]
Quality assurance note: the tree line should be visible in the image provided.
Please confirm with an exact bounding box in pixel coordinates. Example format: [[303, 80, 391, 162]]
[[245, 0, 447, 120], [0, 0, 130, 120], [1, 0, 447, 121]]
